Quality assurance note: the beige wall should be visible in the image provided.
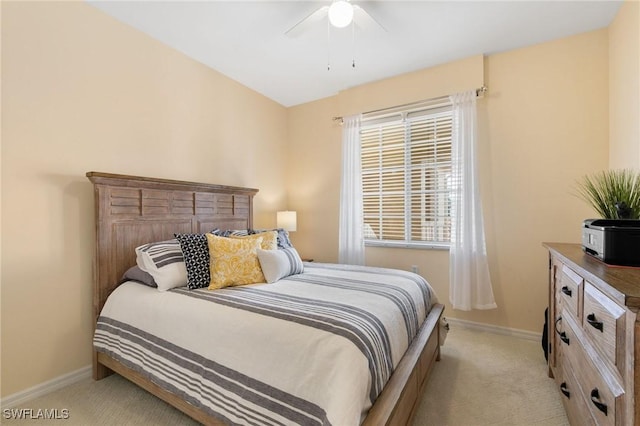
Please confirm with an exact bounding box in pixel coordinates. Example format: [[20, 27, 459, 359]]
[[289, 30, 609, 333], [1, 2, 288, 397], [286, 96, 341, 257], [609, 0, 640, 169], [472, 30, 608, 330]]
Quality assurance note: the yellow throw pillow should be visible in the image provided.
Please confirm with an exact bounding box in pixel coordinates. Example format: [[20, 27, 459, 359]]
[[206, 234, 266, 290], [230, 231, 278, 251]]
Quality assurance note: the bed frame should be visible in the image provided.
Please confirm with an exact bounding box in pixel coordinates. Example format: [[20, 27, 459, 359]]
[[87, 171, 444, 426]]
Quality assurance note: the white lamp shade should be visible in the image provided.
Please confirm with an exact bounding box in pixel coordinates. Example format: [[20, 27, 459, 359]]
[[328, 0, 354, 28], [277, 211, 297, 232]]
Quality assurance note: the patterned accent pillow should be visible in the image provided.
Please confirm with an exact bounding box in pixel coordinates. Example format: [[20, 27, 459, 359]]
[[230, 231, 278, 251], [251, 228, 293, 249], [175, 233, 211, 290], [135, 239, 187, 291], [206, 234, 265, 290], [257, 247, 304, 284]]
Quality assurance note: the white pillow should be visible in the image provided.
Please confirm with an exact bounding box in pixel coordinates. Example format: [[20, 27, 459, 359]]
[[135, 239, 187, 291], [256, 247, 304, 284]]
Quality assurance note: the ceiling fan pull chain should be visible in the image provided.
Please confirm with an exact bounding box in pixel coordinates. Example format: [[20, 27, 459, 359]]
[[327, 16, 331, 71], [352, 18, 356, 68]]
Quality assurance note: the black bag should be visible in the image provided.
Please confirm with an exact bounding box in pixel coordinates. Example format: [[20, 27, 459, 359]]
[[542, 307, 549, 361]]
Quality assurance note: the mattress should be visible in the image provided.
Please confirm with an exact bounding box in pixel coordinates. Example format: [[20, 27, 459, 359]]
[[94, 263, 436, 426]]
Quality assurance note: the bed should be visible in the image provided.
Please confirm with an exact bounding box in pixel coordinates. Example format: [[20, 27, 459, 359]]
[[87, 171, 445, 426]]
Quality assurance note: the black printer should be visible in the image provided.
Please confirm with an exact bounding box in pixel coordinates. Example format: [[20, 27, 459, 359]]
[[582, 219, 640, 266]]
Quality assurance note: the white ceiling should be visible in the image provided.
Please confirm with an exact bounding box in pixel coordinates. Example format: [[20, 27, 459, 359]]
[[88, 1, 622, 107]]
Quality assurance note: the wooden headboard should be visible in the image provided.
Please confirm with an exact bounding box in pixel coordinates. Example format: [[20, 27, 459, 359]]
[[86, 172, 258, 322]]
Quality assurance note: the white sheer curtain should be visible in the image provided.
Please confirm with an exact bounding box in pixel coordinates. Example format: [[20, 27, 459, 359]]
[[449, 91, 497, 310], [338, 114, 365, 265]]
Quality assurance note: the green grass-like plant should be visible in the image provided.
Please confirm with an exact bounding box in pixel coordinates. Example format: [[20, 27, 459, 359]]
[[576, 169, 640, 219]]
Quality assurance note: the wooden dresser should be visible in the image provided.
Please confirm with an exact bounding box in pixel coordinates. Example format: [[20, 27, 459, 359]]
[[545, 243, 640, 425]]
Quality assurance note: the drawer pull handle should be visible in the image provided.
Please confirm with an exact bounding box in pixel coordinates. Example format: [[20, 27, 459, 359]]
[[561, 286, 572, 297], [586, 313, 604, 332], [560, 382, 570, 399], [554, 317, 570, 345], [554, 317, 562, 333], [590, 388, 608, 416]]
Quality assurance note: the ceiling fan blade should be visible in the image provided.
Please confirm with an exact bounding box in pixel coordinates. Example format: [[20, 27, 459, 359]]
[[285, 5, 329, 37], [353, 5, 387, 33]]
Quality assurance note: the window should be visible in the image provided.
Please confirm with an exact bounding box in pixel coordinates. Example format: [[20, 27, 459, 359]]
[[361, 104, 453, 248]]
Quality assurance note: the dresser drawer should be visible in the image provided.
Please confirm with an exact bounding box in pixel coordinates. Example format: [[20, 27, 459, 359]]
[[558, 265, 582, 322], [558, 361, 596, 426], [583, 283, 626, 370], [562, 312, 624, 426]]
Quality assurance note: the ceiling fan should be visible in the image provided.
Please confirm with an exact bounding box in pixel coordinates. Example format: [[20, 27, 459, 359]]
[[285, 1, 386, 70], [285, 0, 386, 38]]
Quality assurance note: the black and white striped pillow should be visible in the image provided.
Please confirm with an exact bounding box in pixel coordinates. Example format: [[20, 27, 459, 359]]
[[212, 229, 251, 237], [135, 239, 187, 291], [256, 247, 304, 284]]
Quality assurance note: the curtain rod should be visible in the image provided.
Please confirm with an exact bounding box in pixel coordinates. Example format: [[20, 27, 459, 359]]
[[332, 85, 488, 124]]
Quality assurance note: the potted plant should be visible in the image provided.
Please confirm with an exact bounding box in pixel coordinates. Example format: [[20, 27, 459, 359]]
[[576, 169, 640, 219]]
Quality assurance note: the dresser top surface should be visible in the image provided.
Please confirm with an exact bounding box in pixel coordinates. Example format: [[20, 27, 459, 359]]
[[544, 242, 640, 308]]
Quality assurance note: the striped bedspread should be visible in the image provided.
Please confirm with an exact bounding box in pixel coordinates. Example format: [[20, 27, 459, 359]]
[[94, 263, 436, 426]]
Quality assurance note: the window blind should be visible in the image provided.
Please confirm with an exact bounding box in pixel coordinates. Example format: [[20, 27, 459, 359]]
[[361, 107, 453, 247]]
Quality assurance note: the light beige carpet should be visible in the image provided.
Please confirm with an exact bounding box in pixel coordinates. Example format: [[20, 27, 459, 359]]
[[2, 327, 568, 426], [414, 327, 568, 426]]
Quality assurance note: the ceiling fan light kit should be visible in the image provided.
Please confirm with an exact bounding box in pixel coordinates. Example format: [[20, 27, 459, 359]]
[[328, 0, 354, 28], [285, 0, 385, 71]]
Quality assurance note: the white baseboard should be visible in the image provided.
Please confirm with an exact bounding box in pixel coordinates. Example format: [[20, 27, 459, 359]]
[[445, 317, 542, 341], [1, 365, 92, 409]]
